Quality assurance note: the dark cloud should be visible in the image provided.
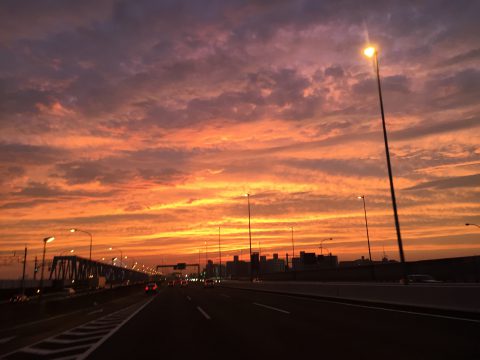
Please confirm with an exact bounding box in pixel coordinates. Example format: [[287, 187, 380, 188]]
[[391, 117, 480, 141], [0, 199, 58, 210], [406, 174, 480, 190], [0, 143, 66, 165], [137, 168, 188, 185], [12, 181, 117, 198], [423, 68, 480, 110]]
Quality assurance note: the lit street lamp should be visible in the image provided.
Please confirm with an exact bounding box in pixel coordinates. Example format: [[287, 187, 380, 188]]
[[69, 228, 93, 261], [39, 236, 55, 297], [363, 45, 406, 266]]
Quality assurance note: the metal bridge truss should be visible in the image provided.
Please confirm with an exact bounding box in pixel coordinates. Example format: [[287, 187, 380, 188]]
[[49, 256, 148, 283]]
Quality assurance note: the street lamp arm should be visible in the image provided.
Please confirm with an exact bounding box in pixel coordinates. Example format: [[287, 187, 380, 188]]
[[466, 223, 480, 228]]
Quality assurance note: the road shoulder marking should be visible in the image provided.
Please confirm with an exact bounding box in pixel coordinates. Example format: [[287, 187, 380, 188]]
[[77, 296, 155, 360]]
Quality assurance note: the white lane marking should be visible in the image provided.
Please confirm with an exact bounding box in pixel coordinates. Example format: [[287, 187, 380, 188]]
[[0, 336, 15, 344], [22, 344, 90, 355], [87, 308, 104, 315], [77, 296, 155, 360], [253, 302, 290, 314], [186, 296, 192, 301], [196, 306, 211, 320], [281, 294, 480, 324], [45, 335, 102, 345], [0, 300, 146, 359], [220, 293, 231, 298]]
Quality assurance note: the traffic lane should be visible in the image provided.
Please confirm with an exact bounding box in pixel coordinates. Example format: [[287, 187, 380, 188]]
[[216, 286, 480, 359], [179, 285, 287, 357], [0, 290, 148, 356], [88, 284, 480, 359], [87, 285, 230, 359]]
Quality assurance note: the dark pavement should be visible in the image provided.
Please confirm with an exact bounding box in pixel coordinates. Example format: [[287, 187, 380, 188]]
[[87, 284, 480, 360]]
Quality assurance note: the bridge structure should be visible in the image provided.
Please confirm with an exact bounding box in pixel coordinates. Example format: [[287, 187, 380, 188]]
[[49, 255, 149, 284]]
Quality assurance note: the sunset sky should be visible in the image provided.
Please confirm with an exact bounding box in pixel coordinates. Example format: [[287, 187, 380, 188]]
[[1, 0, 479, 278]]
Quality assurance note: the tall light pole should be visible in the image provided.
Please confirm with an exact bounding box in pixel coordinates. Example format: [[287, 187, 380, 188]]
[[218, 226, 222, 279], [69, 228, 92, 262], [205, 240, 208, 271], [364, 46, 405, 265], [357, 196, 372, 263], [291, 227, 295, 271], [319, 237, 332, 255], [39, 236, 55, 297], [245, 193, 253, 281], [70, 228, 93, 278]]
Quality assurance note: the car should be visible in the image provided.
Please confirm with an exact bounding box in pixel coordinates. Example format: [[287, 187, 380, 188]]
[[406, 274, 442, 283], [145, 282, 159, 294], [9, 294, 29, 303], [203, 279, 214, 288], [167, 280, 175, 287], [180, 280, 188, 287], [64, 287, 76, 296]]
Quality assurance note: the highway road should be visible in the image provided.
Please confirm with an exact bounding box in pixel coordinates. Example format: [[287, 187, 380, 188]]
[[2, 283, 479, 359]]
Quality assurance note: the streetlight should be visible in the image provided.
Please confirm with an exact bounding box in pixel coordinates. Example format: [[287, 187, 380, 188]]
[[39, 236, 55, 297], [108, 247, 125, 267], [218, 226, 222, 280], [466, 223, 480, 228], [357, 196, 373, 263], [69, 228, 93, 261], [59, 249, 74, 256], [291, 227, 295, 271], [363, 45, 406, 266], [245, 193, 253, 281], [204, 240, 208, 276], [319, 237, 332, 255]]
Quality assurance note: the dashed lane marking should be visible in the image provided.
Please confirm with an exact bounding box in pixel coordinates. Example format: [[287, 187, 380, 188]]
[[253, 302, 290, 314], [197, 306, 211, 320]]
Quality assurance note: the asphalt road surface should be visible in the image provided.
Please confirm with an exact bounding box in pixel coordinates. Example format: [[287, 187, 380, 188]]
[[2, 284, 479, 359]]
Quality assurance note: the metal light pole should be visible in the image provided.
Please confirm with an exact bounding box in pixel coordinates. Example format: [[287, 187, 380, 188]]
[[70, 228, 93, 277], [245, 193, 253, 281], [21, 246, 27, 296], [111, 257, 117, 288], [358, 196, 372, 263], [291, 227, 295, 271], [364, 46, 405, 265], [218, 226, 222, 279], [39, 236, 55, 297], [205, 240, 208, 273], [319, 237, 332, 255]]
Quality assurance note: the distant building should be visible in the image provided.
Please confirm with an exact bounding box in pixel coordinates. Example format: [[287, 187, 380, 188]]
[[292, 251, 338, 271], [262, 253, 285, 273], [204, 260, 227, 278], [226, 255, 250, 278]]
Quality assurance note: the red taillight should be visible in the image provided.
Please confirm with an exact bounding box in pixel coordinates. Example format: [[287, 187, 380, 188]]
[[153, 285, 157, 290], [145, 286, 149, 291]]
